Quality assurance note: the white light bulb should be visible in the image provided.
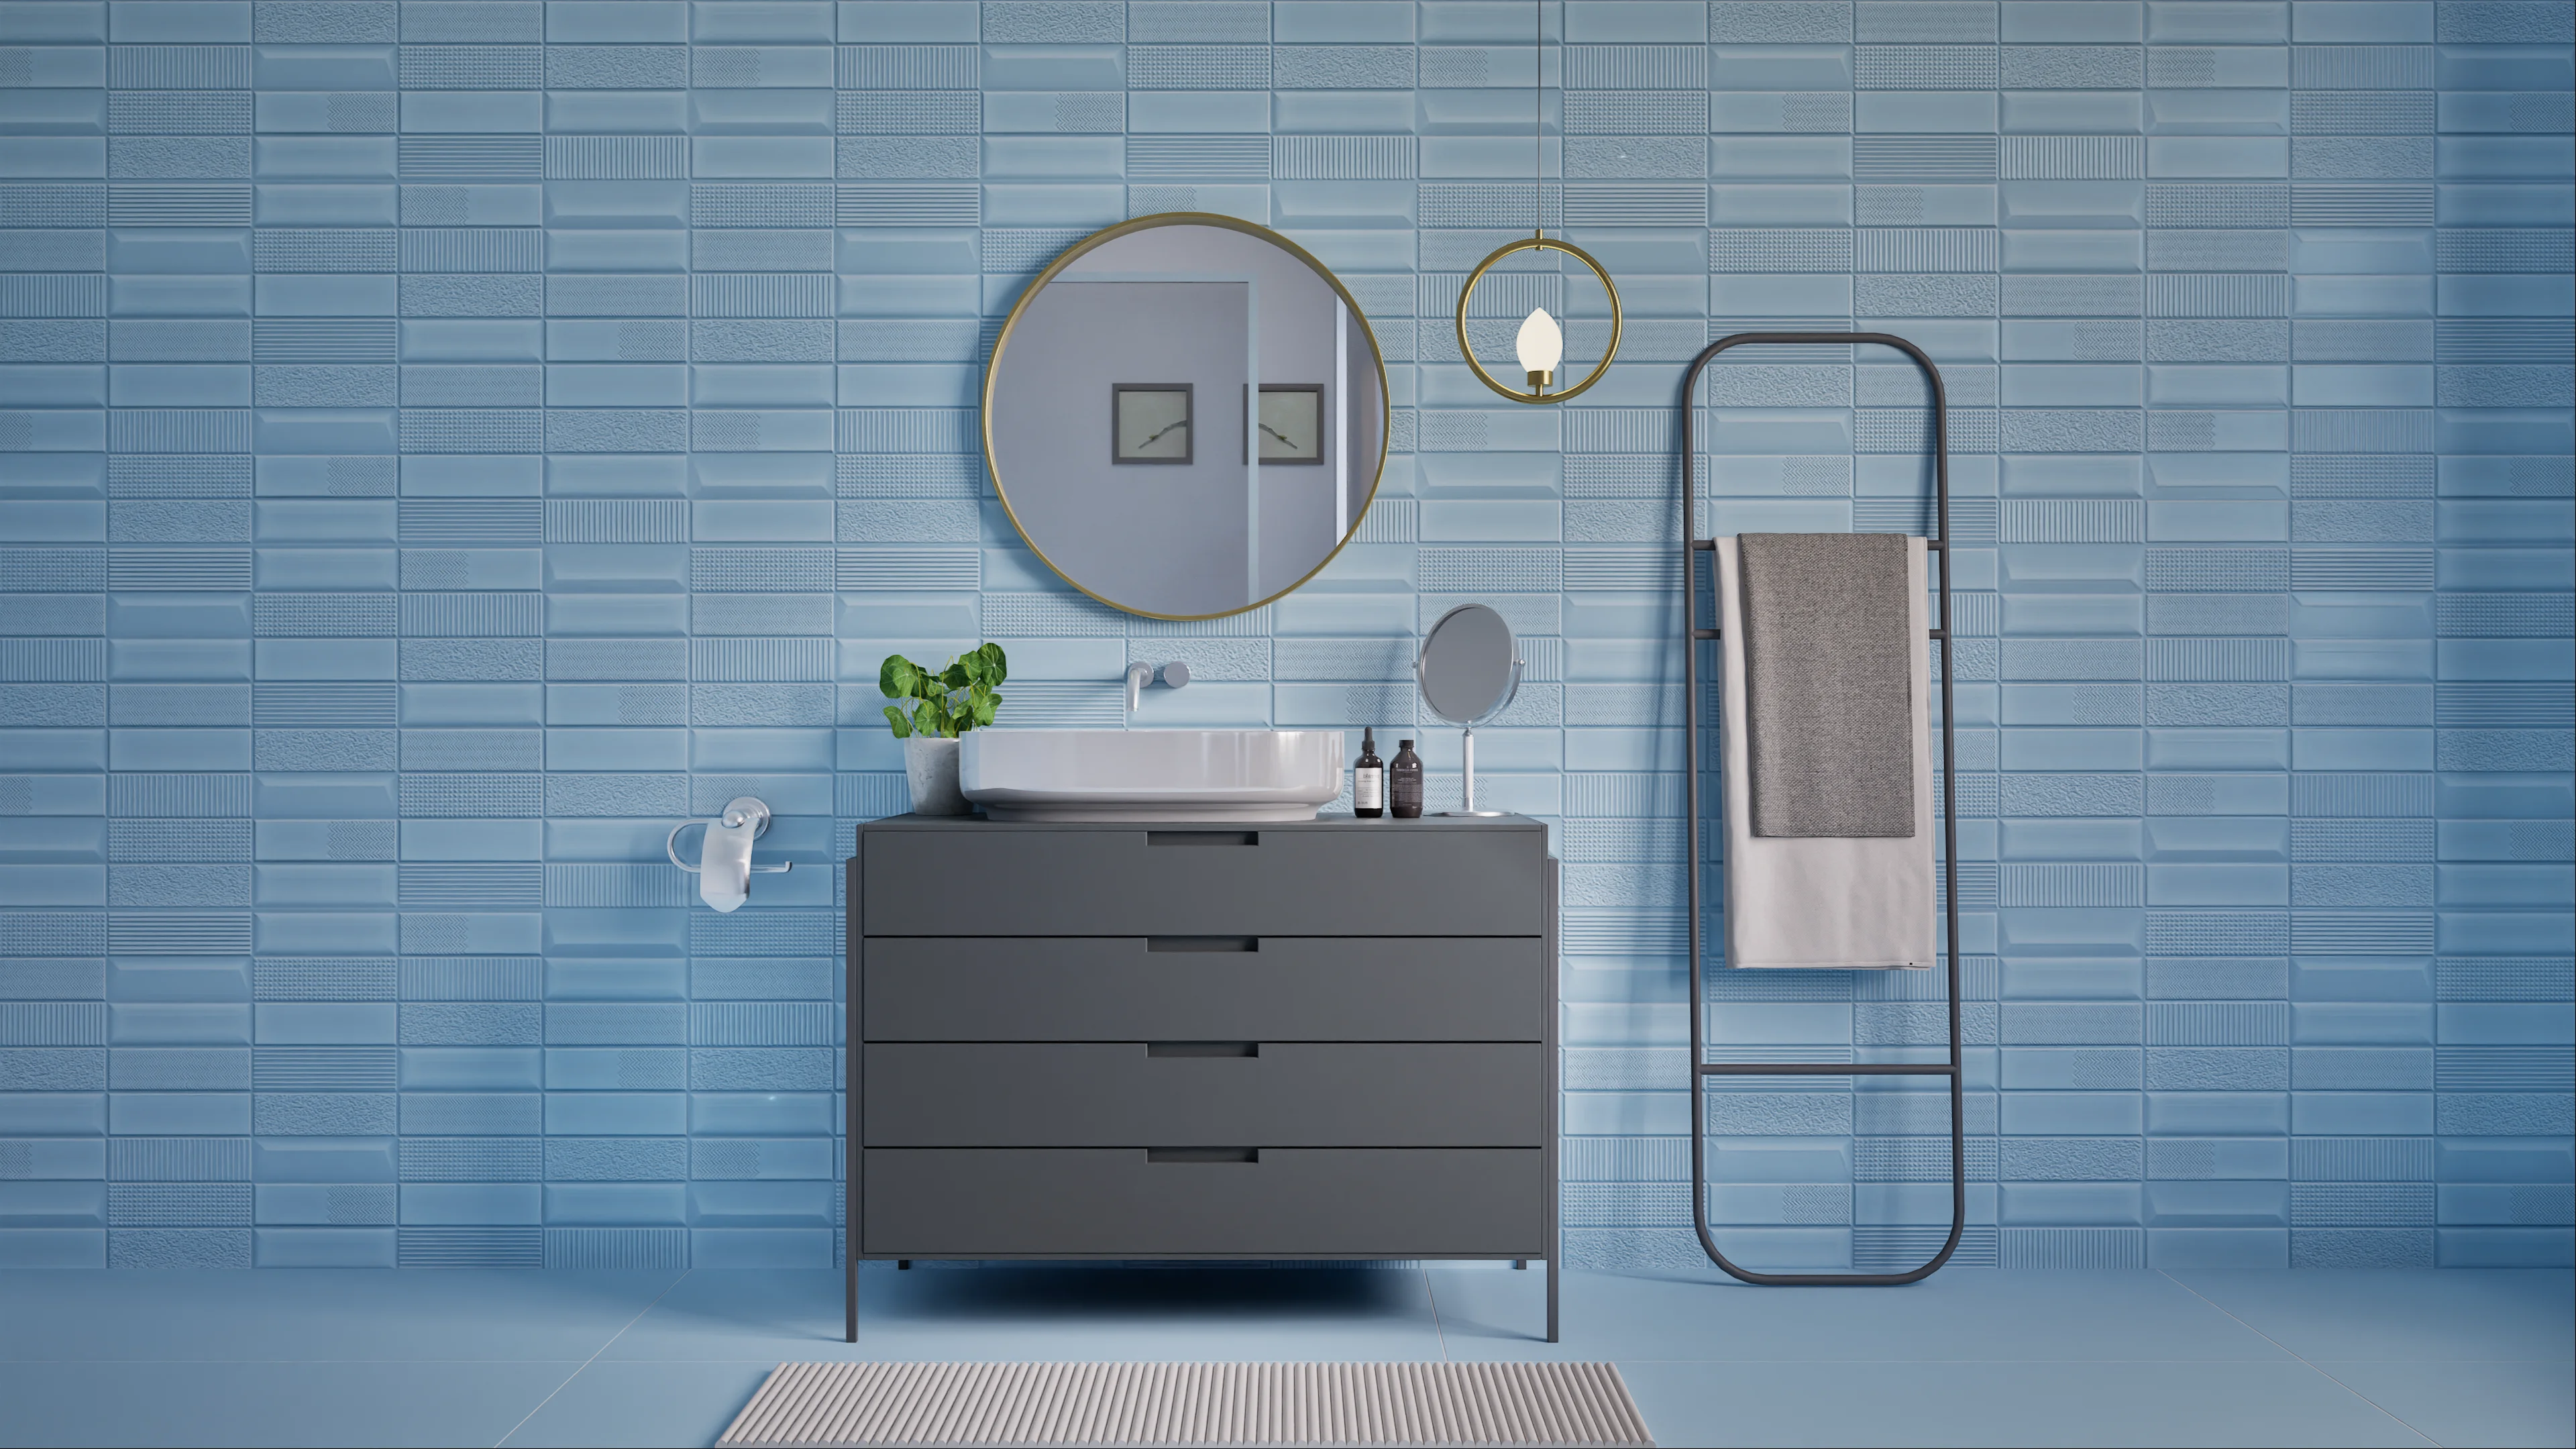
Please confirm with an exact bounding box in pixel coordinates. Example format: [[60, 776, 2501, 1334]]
[[1515, 306, 1562, 376], [1514, 305, 1556, 371]]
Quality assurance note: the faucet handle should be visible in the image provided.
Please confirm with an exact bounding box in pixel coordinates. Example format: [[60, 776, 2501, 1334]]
[[1158, 660, 1190, 690]]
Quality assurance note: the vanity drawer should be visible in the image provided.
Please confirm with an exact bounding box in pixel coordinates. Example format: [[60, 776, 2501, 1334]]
[[859, 825, 1544, 937], [861, 937, 1542, 1042], [863, 1042, 1542, 1147], [859, 1148, 1545, 1257]]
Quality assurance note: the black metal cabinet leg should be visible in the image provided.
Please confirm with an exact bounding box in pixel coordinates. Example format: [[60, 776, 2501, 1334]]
[[1513, 1259, 1525, 1269], [898, 1259, 911, 1269], [845, 1256, 857, 1343], [1544, 1256, 1559, 1343]]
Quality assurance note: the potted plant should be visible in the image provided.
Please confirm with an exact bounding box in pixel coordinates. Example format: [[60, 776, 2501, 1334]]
[[879, 643, 1006, 816]]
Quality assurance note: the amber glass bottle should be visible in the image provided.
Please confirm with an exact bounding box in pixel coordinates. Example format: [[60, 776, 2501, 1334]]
[[1353, 727, 1385, 818], [1389, 739, 1424, 818]]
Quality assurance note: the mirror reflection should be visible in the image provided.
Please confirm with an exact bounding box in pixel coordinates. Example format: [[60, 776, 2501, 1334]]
[[985, 215, 1388, 620]]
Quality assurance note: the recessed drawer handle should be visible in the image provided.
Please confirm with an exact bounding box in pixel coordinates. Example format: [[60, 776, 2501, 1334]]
[[1146, 830, 1258, 847], [1146, 1041, 1258, 1058], [1148, 936, 1258, 953], [1147, 1148, 1258, 1164]]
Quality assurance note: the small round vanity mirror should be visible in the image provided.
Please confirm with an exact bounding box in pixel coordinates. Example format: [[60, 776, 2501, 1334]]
[[1416, 603, 1524, 816], [984, 214, 1389, 621]]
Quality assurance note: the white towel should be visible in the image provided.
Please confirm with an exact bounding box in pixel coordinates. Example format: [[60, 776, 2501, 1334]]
[[1715, 535, 1937, 969]]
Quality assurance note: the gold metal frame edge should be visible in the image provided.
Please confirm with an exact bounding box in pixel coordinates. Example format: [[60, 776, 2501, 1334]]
[[1453, 233, 1623, 405], [980, 211, 1395, 623]]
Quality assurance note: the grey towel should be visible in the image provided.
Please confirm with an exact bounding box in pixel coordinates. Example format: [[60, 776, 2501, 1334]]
[[1736, 532, 1915, 837]]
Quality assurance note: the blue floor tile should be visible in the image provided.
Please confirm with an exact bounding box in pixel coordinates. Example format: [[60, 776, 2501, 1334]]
[[0, 1267, 2567, 1447], [602, 1265, 1448, 1363], [2314, 1360, 2576, 1449], [499, 1361, 774, 1449], [1613, 1359, 2438, 1449], [0, 1269, 682, 1363], [0, 1360, 578, 1449], [2160, 1269, 2576, 1362], [1428, 1266, 2293, 1363]]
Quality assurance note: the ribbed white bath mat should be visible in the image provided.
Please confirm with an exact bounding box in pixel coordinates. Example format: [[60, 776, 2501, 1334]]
[[716, 1361, 1655, 1448]]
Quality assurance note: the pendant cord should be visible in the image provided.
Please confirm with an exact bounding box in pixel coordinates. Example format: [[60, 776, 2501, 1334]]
[[1534, 0, 1543, 239]]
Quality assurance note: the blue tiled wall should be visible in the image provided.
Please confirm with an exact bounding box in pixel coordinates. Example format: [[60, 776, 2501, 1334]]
[[0, 0, 2569, 1272]]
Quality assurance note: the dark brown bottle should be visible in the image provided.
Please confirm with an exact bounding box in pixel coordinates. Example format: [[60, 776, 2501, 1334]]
[[1389, 738, 1424, 818], [1352, 727, 1385, 818]]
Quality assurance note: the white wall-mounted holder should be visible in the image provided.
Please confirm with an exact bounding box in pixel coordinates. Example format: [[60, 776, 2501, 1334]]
[[667, 796, 791, 913]]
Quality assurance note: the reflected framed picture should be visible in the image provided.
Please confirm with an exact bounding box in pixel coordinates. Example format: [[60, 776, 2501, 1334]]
[[1113, 384, 1193, 464], [1257, 384, 1325, 464]]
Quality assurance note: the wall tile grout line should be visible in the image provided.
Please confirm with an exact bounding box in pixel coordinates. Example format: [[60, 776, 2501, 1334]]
[[2155, 1269, 2443, 1448], [490, 1268, 692, 1448]]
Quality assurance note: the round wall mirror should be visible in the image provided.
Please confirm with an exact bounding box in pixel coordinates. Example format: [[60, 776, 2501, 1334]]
[[1417, 603, 1524, 817], [983, 213, 1389, 621]]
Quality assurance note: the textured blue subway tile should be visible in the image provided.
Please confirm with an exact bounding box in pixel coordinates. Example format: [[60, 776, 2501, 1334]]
[[250, 1002, 395, 1045], [683, 1177, 833, 1227], [248, 861, 394, 907], [2291, 1090, 2437, 1136], [544, 1047, 684, 1093], [254, 1184, 395, 1227], [0, 1179, 108, 1228], [2439, 1138, 2575, 1185], [543, 596, 688, 637], [1998, 1181, 2142, 1225], [396, 683, 544, 727], [400, 1046, 543, 1089], [543, 1091, 686, 1136], [396, 1181, 540, 1225], [542, 1181, 688, 1225]]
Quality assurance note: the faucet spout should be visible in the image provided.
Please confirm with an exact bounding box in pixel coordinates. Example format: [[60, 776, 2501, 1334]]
[[1124, 661, 1155, 714]]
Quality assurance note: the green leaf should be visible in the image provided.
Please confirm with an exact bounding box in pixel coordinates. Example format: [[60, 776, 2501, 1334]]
[[979, 641, 1008, 686], [879, 655, 920, 700], [881, 704, 912, 739], [969, 688, 998, 729]]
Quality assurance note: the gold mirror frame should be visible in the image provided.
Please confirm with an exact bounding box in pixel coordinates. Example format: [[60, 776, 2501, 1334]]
[[981, 211, 1393, 623], [1454, 233, 1623, 405]]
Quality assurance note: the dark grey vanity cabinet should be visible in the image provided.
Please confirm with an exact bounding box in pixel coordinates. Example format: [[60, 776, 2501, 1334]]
[[845, 815, 1558, 1341]]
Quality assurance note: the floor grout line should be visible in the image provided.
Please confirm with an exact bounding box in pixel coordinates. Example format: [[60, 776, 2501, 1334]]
[[490, 1269, 693, 1449], [2155, 1269, 2445, 1449], [1421, 1265, 1449, 1363]]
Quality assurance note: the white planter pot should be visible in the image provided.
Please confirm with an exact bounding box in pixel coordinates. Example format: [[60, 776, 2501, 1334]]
[[903, 735, 969, 816]]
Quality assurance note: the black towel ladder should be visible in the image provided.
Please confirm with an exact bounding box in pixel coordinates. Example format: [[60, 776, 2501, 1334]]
[[1680, 331, 1968, 1285]]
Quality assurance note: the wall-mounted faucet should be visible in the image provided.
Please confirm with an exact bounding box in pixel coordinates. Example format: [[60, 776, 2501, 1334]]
[[667, 796, 790, 912], [1125, 659, 1190, 713]]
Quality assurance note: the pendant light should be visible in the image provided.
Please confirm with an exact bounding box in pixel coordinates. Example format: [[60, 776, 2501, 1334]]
[[1454, 0, 1620, 405]]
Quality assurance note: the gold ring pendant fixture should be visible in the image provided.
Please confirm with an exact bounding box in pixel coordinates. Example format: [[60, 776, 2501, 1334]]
[[1454, 231, 1621, 404], [1453, 0, 1620, 405]]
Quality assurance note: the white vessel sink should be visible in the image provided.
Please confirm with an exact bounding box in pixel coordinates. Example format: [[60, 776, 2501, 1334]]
[[959, 729, 1346, 822]]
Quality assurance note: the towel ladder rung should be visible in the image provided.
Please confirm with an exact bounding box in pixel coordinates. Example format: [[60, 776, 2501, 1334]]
[[1694, 628, 1948, 640], [1699, 1062, 1957, 1077], [1690, 538, 1947, 551]]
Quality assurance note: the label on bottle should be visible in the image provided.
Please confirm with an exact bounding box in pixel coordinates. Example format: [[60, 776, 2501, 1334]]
[[1391, 764, 1423, 817], [1354, 767, 1383, 811]]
